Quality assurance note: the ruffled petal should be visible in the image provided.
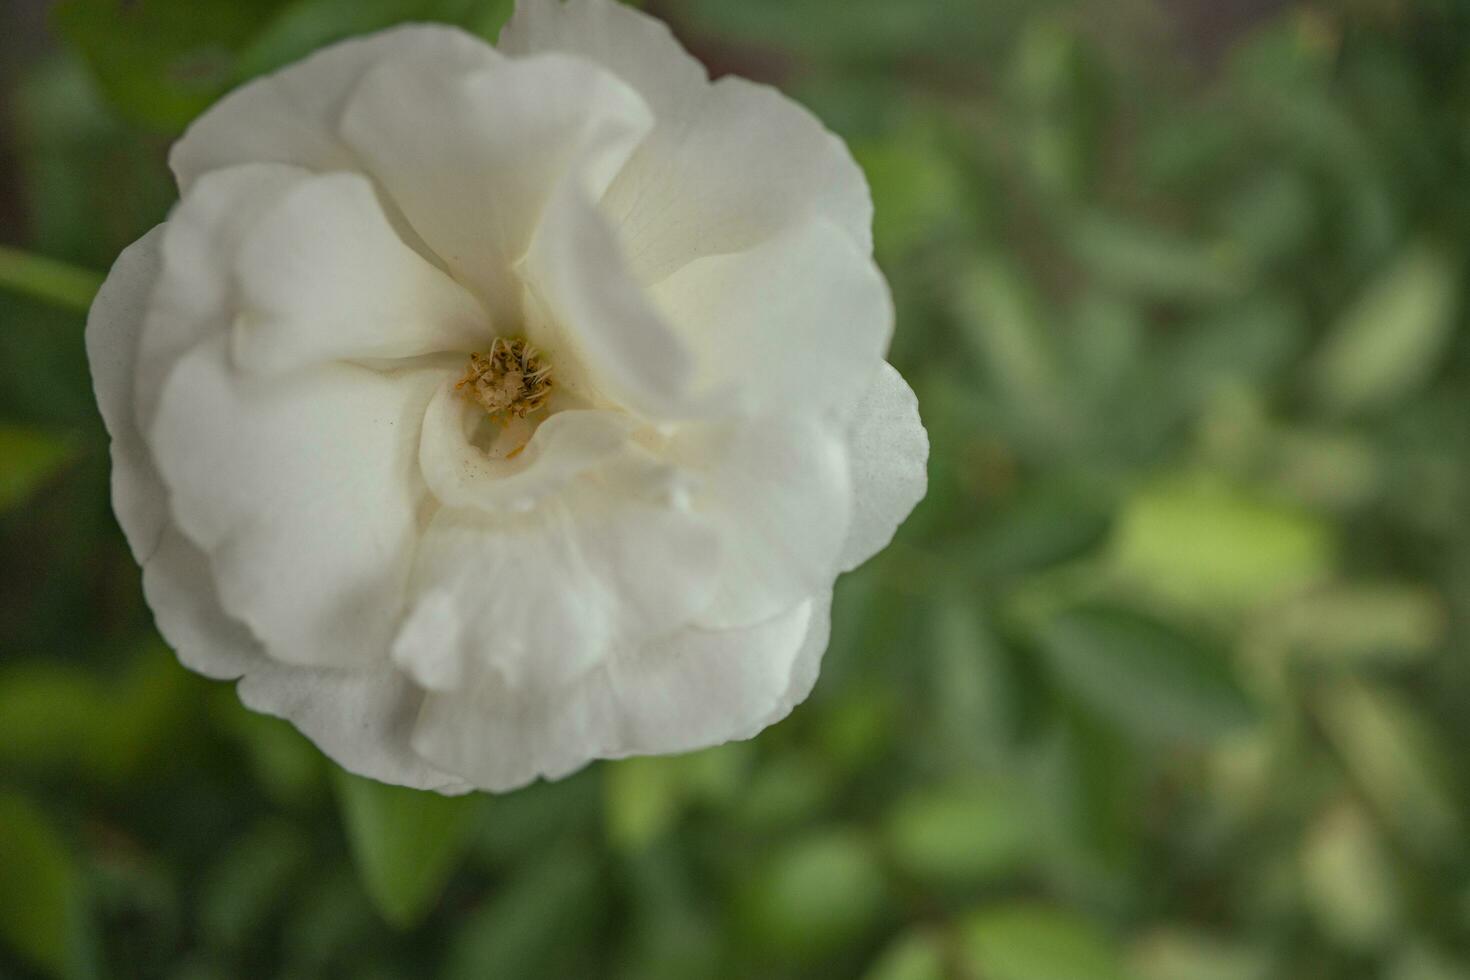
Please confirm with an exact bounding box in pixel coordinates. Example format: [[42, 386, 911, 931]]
[[409, 598, 816, 791], [649, 217, 893, 418], [498, 0, 873, 284], [605, 76, 874, 285], [170, 25, 496, 193], [392, 470, 720, 695], [137, 163, 307, 431], [518, 176, 697, 419], [839, 363, 929, 570], [341, 49, 653, 319], [148, 334, 442, 668], [232, 172, 488, 375], [238, 663, 468, 793], [668, 418, 852, 629]]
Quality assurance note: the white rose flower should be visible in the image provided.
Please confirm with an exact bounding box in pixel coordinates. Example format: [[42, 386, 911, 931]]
[[86, 0, 928, 793]]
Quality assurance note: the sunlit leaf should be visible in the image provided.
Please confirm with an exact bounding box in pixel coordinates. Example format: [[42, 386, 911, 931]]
[[0, 792, 98, 980], [1311, 241, 1459, 415], [883, 779, 1036, 884], [1111, 475, 1334, 611], [0, 425, 76, 511], [1316, 681, 1461, 857], [960, 904, 1125, 980], [863, 929, 948, 980]]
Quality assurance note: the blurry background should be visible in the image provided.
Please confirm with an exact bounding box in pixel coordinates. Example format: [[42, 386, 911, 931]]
[[2, 0, 1469, 977]]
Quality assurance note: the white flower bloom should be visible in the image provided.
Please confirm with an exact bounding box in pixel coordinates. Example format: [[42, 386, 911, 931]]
[[86, 0, 928, 793]]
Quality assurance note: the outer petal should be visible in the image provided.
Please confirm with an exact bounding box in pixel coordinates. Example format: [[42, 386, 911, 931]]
[[392, 469, 720, 695], [649, 217, 893, 418], [341, 49, 653, 319], [149, 335, 441, 668], [137, 163, 307, 431], [410, 599, 816, 791], [238, 664, 468, 793], [839, 363, 929, 571], [88, 222, 460, 791], [606, 75, 874, 285], [232, 172, 488, 375], [170, 25, 497, 193], [669, 418, 852, 630], [498, 0, 873, 284], [87, 226, 170, 562], [498, 0, 707, 121]]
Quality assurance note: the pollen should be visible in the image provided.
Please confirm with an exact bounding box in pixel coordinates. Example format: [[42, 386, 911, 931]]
[[456, 337, 553, 422]]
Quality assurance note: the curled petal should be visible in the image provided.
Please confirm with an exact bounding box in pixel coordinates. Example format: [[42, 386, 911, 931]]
[[342, 49, 654, 319], [149, 335, 441, 668]]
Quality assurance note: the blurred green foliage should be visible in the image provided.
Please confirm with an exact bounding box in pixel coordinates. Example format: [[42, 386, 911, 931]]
[[3, 0, 1470, 977]]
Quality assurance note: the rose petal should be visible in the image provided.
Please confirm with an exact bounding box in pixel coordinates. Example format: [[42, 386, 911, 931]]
[[839, 362, 929, 571], [232, 171, 488, 375], [137, 163, 307, 431], [170, 25, 497, 194], [238, 663, 469, 793], [341, 49, 653, 320], [149, 334, 441, 668], [649, 217, 893, 418], [668, 417, 852, 629], [410, 598, 816, 791], [498, 0, 873, 284], [498, 0, 707, 121], [517, 176, 697, 419], [393, 472, 720, 695], [419, 383, 641, 513]]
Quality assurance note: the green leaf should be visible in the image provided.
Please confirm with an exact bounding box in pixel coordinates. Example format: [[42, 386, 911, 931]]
[[54, 0, 291, 131], [1316, 681, 1461, 857], [1111, 475, 1334, 611], [0, 792, 98, 980], [959, 904, 1125, 980], [0, 249, 101, 315], [955, 481, 1114, 580], [0, 425, 77, 511], [332, 768, 484, 928], [883, 780, 1036, 885], [604, 756, 684, 853], [199, 820, 311, 950], [863, 929, 948, 980], [1066, 212, 1246, 303], [235, 0, 516, 80], [1310, 241, 1459, 415], [1130, 930, 1274, 980], [742, 830, 887, 957], [1035, 605, 1258, 744], [441, 848, 602, 980], [1300, 802, 1402, 950]]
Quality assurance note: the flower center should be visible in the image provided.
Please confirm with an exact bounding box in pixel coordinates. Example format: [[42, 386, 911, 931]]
[[456, 337, 552, 423]]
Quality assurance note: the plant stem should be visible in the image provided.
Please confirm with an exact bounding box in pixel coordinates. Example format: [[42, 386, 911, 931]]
[[0, 245, 102, 315]]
